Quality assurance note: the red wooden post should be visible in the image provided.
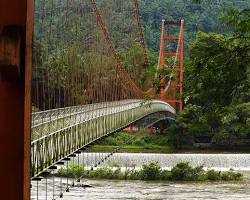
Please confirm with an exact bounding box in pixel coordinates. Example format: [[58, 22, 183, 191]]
[[0, 0, 34, 199]]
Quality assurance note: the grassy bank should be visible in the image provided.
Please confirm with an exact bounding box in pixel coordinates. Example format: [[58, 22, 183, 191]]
[[89, 131, 174, 153], [89, 145, 174, 153], [89, 132, 250, 153], [58, 162, 243, 182], [90, 145, 250, 153]]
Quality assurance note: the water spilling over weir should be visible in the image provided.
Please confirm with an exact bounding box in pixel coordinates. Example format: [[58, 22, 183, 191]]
[[74, 153, 250, 171]]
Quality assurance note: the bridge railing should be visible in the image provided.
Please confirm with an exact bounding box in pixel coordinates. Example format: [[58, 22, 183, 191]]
[[32, 100, 140, 126], [31, 100, 141, 141], [31, 100, 175, 177]]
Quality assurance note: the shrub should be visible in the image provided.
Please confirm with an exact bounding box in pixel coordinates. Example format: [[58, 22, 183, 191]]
[[192, 166, 206, 181], [88, 167, 113, 179], [134, 138, 146, 146], [160, 170, 172, 180], [170, 162, 193, 181], [101, 137, 119, 146], [141, 162, 161, 180], [58, 164, 84, 178], [86, 167, 123, 179], [127, 170, 141, 180], [221, 171, 243, 181], [206, 170, 221, 181], [170, 162, 205, 181], [57, 162, 243, 182], [143, 135, 168, 146], [142, 136, 152, 144], [112, 168, 124, 179], [118, 133, 137, 145], [98, 131, 170, 147]]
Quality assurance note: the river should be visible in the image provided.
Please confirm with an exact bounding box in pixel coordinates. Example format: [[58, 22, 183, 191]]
[[31, 153, 250, 200]]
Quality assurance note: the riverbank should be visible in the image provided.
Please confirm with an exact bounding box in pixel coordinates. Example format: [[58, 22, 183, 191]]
[[89, 145, 250, 154], [89, 132, 250, 154], [89, 145, 174, 153]]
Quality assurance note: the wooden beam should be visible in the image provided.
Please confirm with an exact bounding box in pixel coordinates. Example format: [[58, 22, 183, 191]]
[[0, 0, 33, 200], [0, 26, 21, 81]]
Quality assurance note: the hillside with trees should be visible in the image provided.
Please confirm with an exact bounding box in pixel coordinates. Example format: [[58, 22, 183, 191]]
[[32, 0, 250, 149], [166, 5, 250, 147], [140, 0, 250, 52]]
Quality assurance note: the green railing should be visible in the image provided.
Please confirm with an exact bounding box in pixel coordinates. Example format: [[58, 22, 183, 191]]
[[31, 100, 175, 177]]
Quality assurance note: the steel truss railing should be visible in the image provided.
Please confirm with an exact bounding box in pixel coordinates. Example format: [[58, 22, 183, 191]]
[[31, 100, 175, 178], [31, 100, 140, 140]]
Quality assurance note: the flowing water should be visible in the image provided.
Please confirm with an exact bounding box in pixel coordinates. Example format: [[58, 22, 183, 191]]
[[81, 153, 250, 171], [31, 153, 250, 200]]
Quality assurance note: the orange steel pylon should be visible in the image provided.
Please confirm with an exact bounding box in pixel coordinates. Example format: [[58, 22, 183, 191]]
[[159, 19, 184, 112]]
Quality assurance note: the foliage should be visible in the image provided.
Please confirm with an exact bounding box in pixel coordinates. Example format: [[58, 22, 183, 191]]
[[57, 162, 243, 182], [34, 0, 250, 147], [33, 0, 157, 109], [170, 162, 205, 181], [212, 103, 250, 146], [160, 170, 172, 180], [141, 162, 161, 180], [126, 170, 142, 180], [206, 170, 221, 181], [220, 171, 243, 181], [123, 45, 149, 88], [167, 104, 206, 148], [140, 94, 153, 108], [168, 8, 250, 147], [140, 0, 250, 52], [206, 169, 243, 181], [58, 164, 84, 178], [32, 106, 40, 112], [99, 132, 169, 147], [90, 144, 174, 153], [87, 167, 123, 179]]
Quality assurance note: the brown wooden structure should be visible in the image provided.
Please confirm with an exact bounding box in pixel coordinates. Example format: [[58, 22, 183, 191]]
[[0, 0, 33, 199]]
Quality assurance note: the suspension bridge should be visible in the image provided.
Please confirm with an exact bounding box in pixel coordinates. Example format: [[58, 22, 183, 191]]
[[0, 0, 184, 199]]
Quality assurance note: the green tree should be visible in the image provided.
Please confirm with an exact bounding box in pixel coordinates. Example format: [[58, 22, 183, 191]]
[[168, 8, 250, 147]]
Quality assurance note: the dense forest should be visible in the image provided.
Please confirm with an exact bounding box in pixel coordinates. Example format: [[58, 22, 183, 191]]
[[162, 2, 250, 147], [33, 0, 152, 108], [140, 0, 250, 52], [33, 0, 250, 147]]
